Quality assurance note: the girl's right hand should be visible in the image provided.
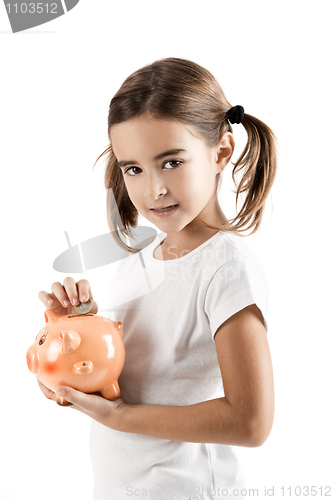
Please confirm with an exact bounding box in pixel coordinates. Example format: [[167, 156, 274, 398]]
[[38, 277, 98, 316]]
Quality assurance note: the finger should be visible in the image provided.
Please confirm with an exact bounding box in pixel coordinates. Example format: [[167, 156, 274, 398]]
[[55, 394, 73, 407], [63, 277, 80, 306], [51, 281, 72, 308], [38, 290, 54, 307], [55, 386, 110, 417], [56, 386, 97, 410], [90, 300, 98, 314], [37, 379, 57, 402], [55, 387, 127, 429], [76, 279, 93, 304], [37, 380, 73, 406]]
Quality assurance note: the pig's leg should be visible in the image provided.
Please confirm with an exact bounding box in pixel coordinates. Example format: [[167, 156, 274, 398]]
[[101, 382, 120, 400]]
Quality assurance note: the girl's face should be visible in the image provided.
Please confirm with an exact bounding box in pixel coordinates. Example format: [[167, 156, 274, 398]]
[[110, 114, 233, 234]]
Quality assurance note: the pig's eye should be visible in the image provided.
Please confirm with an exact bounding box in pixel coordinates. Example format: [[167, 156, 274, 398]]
[[37, 331, 48, 345]]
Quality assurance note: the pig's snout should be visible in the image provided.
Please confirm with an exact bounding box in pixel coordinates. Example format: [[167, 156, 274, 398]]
[[73, 360, 93, 375], [26, 346, 39, 374]]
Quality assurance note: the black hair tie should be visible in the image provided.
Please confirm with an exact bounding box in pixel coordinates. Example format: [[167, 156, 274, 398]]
[[225, 105, 245, 124]]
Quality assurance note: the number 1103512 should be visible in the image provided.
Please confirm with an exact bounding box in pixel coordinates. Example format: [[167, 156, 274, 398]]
[[5, 3, 58, 14]]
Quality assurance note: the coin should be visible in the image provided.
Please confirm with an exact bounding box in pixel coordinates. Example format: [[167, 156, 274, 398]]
[[74, 299, 93, 315]]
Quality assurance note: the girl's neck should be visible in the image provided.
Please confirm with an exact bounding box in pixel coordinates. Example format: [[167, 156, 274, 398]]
[[154, 199, 228, 261]]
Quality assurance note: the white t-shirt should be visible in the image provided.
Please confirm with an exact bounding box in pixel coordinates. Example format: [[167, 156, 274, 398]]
[[89, 230, 269, 500]]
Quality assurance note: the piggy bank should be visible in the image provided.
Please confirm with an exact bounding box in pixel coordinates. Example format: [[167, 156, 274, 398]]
[[26, 310, 125, 405]]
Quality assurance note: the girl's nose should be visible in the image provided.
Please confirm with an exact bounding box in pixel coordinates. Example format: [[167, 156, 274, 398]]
[[144, 175, 167, 200]]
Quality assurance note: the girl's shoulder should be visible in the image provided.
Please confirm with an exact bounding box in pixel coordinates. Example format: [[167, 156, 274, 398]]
[[204, 232, 269, 333], [203, 231, 265, 274]]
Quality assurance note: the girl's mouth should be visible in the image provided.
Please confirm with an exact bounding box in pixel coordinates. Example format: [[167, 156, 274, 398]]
[[150, 205, 178, 217]]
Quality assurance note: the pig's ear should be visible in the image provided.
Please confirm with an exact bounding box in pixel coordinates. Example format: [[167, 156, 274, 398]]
[[60, 330, 81, 354], [44, 309, 62, 323]]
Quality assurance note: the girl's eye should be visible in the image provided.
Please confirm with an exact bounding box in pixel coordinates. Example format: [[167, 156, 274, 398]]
[[39, 337, 45, 345], [124, 166, 142, 176], [124, 160, 181, 176], [164, 160, 182, 169]]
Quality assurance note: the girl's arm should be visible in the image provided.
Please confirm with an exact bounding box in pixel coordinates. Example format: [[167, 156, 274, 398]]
[[119, 304, 274, 447], [53, 304, 274, 447]]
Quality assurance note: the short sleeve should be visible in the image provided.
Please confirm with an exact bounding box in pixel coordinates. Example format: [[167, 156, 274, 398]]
[[204, 255, 269, 339]]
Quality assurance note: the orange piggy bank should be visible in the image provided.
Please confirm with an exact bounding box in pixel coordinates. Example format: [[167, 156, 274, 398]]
[[26, 310, 125, 405]]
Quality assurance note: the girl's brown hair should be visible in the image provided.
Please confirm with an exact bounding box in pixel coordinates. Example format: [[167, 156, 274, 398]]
[[95, 57, 277, 252]]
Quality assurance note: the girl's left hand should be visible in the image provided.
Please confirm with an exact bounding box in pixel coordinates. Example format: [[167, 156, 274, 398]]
[[37, 380, 128, 430]]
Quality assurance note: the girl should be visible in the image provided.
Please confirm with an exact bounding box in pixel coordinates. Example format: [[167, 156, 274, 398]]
[[38, 58, 276, 500]]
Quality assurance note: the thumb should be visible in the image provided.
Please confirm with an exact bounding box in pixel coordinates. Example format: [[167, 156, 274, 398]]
[[90, 299, 98, 314], [56, 386, 92, 408], [55, 386, 109, 417]]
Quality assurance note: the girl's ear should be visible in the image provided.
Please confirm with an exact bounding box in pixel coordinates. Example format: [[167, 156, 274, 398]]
[[215, 132, 235, 171]]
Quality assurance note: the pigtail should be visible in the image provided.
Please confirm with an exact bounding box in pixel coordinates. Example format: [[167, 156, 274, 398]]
[[228, 114, 277, 234]]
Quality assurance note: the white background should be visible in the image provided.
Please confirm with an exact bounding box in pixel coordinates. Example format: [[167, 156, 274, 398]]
[[1, 1, 332, 499]]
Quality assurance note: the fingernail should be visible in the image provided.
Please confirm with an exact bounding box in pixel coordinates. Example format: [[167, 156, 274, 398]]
[[63, 300, 70, 306], [47, 299, 53, 305], [80, 295, 87, 302], [57, 387, 66, 396], [72, 297, 79, 305]]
